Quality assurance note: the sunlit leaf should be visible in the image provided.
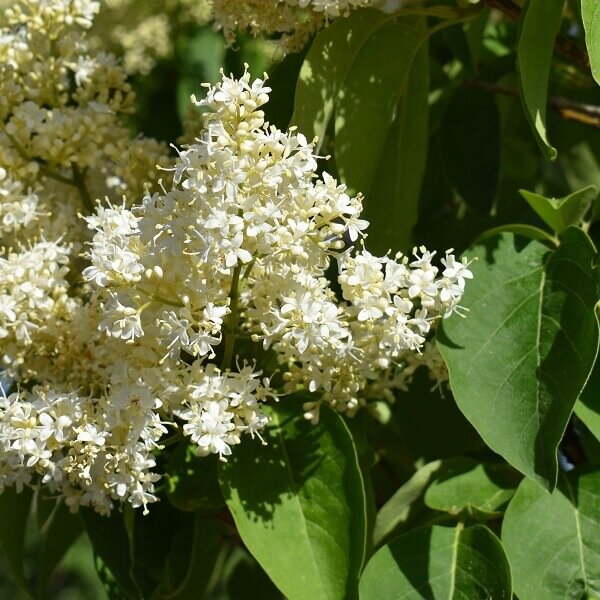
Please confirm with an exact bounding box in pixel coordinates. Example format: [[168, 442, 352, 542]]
[[291, 8, 390, 150], [360, 524, 512, 599], [502, 468, 600, 599], [424, 457, 520, 518], [438, 228, 600, 489], [220, 396, 367, 600], [520, 185, 597, 234], [517, 0, 564, 159], [334, 18, 429, 253], [582, 0, 600, 85], [373, 460, 442, 548]]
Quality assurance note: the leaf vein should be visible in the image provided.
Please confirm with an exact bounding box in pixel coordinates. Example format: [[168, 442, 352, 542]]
[[465, 287, 541, 378]]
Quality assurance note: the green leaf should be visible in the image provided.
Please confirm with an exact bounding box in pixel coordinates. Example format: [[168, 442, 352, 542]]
[[387, 368, 484, 465], [438, 228, 600, 489], [441, 26, 476, 76], [520, 185, 598, 234], [441, 84, 500, 214], [517, 0, 564, 160], [502, 468, 600, 599], [494, 72, 543, 224], [80, 508, 141, 600], [475, 223, 558, 245], [548, 101, 600, 197], [373, 460, 443, 548], [220, 396, 367, 600], [582, 0, 600, 85], [127, 499, 189, 598], [577, 416, 600, 462], [374, 458, 520, 549], [291, 0, 482, 151], [576, 352, 600, 441], [424, 457, 521, 518], [360, 524, 512, 599], [161, 514, 225, 599], [166, 441, 224, 513], [334, 18, 429, 254], [344, 412, 377, 560], [34, 489, 57, 531], [36, 498, 83, 596], [95, 557, 127, 600], [291, 8, 390, 151], [263, 49, 308, 131], [363, 43, 429, 254], [463, 9, 492, 70], [0, 486, 33, 595]]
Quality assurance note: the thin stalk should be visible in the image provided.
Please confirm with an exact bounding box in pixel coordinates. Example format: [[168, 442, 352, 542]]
[[71, 164, 95, 214], [4, 129, 96, 213], [133, 285, 184, 308], [467, 79, 600, 130], [160, 430, 183, 448], [220, 264, 243, 371], [38, 167, 75, 187]]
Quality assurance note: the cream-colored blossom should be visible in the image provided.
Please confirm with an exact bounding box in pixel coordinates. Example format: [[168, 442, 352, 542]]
[[212, 0, 374, 50], [0, 0, 168, 244], [86, 67, 471, 426], [89, 0, 212, 75], [0, 21, 472, 516]]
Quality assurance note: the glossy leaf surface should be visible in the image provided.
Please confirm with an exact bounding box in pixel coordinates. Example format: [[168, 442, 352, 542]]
[[517, 0, 564, 159], [220, 396, 367, 600], [439, 228, 600, 488], [503, 468, 600, 599], [360, 524, 512, 599]]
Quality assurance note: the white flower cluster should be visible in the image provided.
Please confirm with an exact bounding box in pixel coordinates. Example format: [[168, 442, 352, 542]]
[[0, 240, 75, 367], [2, 0, 101, 32], [252, 245, 471, 421], [0, 0, 168, 514], [85, 67, 472, 426], [212, 0, 373, 50], [0, 386, 164, 512], [84, 69, 368, 364], [87, 0, 213, 75], [0, 0, 168, 368], [0, 341, 274, 514], [0, 2, 472, 516], [0, 167, 39, 234], [178, 363, 271, 458], [0, 0, 168, 249]]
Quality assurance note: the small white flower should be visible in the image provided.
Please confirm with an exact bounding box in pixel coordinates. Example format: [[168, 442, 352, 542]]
[[77, 425, 107, 446]]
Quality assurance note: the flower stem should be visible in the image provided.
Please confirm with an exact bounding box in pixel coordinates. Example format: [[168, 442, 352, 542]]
[[133, 285, 184, 308], [160, 430, 183, 448], [3, 129, 96, 214], [71, 164, 95, 214], [221, 263, 243, 370]]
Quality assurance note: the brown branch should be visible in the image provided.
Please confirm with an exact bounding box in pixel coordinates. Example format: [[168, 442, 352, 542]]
[[548, 96, 600, 128], [480, 0, 591, 73], [466, 78, 600, 129]]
